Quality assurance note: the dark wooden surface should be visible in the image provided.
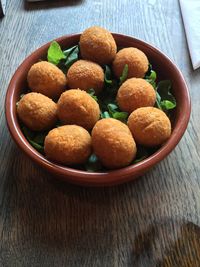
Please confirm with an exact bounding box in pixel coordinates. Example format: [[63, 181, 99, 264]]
[[0, 0, 200, 266]]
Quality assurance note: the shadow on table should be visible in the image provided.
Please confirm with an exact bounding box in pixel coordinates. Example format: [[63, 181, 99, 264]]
[[2, 147, 200, 266], [2, 149, 118, 264], [132, 219, 200, 267], [24, 0, 85, 11]]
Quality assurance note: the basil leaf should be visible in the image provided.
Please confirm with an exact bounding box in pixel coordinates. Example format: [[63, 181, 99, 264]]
[[64, 45, 79, 70], [63, 45, 77, 58], [156, 80, 176, 110], [145, 67, 157, 88], [22, 125, 35, 140], [87, 88, 98, 101], [47, 41, 66, 65], [16, 94, 26, 107], [145, 70, 157, 81], [119, 64, 128, 85], [133, 156, 148, 164], [113, 112, 128, 122], [29, 140, 44, 154], [106, 103, 128, 122], [161, 100, 176, 110], [33, 132, 46, 145], [149, 70, 157, 81], [104, 65, 112, 85], [133, 146, 149, 164], [157, 80, 176, 102], [145, 64, 153, 77], [101, 111, 111, 119], [21, 126, 44, 153], [155, 91, 162, 109], [107, 103, 118, 114], [85, 154, 103, 172]]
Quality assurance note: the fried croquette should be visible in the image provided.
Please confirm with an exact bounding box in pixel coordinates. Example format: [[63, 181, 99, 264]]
[[57, 89, 100, 130], [80, 26, 117, 65], [117, 78, 156, 113], [113, 47, 149, 79], [128, 107, 171, 146], [67, 60, 104, 94], [92, 118, 137, 169], [17, 92, 57, 131], [27, 61, 67, 99], [44, 125, 92, 165]]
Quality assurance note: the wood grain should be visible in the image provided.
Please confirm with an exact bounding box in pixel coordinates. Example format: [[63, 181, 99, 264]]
[[0, 0, 200, 266]]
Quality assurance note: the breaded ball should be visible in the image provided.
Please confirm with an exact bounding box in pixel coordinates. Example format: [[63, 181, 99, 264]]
[[117, 78, 156, 113], [128, 107, 171, 147], [44, 125, 92, 165], [67, 60, 104, 94], [27, 61, 67, 99], [92, 118, 137, 169], [80, 26, 117, 65], [57, 89, 100, 130], [113, 47, 149, 79], [17, 92, 57, 131]]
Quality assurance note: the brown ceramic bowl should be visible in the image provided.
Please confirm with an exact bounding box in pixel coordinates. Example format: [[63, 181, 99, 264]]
[[5, 33, 191, 186]]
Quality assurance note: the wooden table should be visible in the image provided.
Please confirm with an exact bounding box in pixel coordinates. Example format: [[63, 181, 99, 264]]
[[0, 0, 200, 266]]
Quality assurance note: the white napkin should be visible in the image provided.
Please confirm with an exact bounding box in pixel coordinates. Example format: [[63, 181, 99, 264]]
[[179, 0, 200, 70]]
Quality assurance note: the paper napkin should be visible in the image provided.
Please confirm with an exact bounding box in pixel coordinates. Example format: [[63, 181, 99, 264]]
[[179, 0, 200, 70]]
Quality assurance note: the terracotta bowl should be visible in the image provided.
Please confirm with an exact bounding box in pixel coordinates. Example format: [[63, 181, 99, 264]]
[[5, 33, 191, 186]]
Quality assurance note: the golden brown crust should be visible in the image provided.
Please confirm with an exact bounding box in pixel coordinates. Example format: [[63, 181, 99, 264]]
[[80, 26, 117, 65], [17, 92, 57, 131], [117, 78, 156, 113], [27, 61, 67, 99], [92, 118, 137, 169], [57, 89, 100, 130], [67, 60, 104, 94], [44, 125, 92, 165], [128, 107, 171, 146], [112, 47, 149, 79]]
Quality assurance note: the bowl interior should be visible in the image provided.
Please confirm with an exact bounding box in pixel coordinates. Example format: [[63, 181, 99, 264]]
[[5, 33, 190, 186]]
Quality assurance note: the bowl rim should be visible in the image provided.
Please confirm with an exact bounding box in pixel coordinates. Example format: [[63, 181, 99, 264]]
[[5, 33, 191, 185]]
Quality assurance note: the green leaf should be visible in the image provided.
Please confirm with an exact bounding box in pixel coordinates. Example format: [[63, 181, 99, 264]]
[[133, 146, 149, 164], [155, 91, 162, 109], [145, 64, 153, 77], [149, 70, 157, 81], [146, 79, 156, 89], [84, 154, 103, 172], [16, 94, 26, 107], [145, 66, 157, 88], [144, 66, 157, 81], [33, 132, 46, 145], [104, 65, 112, 85], [106, 103, 128, 122], [29, 140, 44, 154], [112, 112, 128, 122], [107, 103, 118, 114], [21, 126, 45, 154], [63, 45, 77, 58], [145, 70, 157, 81], [160, 100, 176, 110], [47, 41, 66, 65], [133, 156, 148, 164], [64, 45, 79, 70], [156, 80, 176, 110], [157, 80, 175, 101], [119, 64, 128, 85], [87, 88, 98, 101], [101, 111, 111, 119]]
